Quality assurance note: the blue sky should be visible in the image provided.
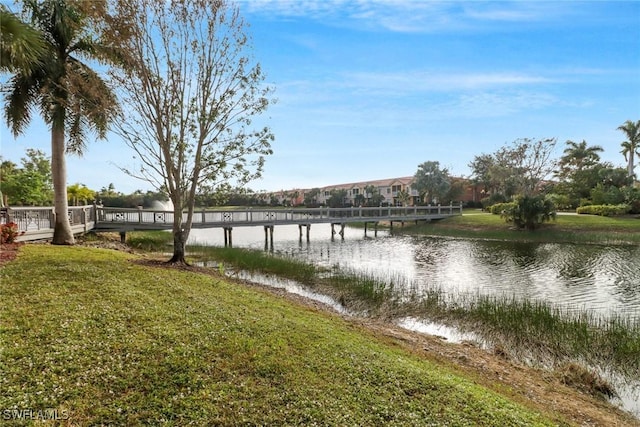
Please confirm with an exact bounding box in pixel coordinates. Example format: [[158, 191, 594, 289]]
[[1, 0, 639, 194]]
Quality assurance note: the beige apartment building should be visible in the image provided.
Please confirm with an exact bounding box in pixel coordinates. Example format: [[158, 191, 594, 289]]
[[270, 176, 481, 207]]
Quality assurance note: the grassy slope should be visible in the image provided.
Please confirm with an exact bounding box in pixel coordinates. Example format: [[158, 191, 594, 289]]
[[0, 245, 560, 426], [399, 211, 640, 244]]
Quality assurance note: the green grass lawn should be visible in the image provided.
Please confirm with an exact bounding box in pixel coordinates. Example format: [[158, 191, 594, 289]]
[[400, 211, 640, 244], [0, 245, 565, 426]]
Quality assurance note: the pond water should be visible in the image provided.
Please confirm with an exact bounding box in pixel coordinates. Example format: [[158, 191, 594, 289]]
[[189, 224, 640, 316]]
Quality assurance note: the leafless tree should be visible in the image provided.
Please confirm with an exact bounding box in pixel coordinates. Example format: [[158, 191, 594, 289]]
[[110, 0, 274, 263]]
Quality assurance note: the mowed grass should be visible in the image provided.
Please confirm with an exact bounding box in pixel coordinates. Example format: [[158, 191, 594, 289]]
[[0, 245, 561, 426], [401, 212, 640, 244]]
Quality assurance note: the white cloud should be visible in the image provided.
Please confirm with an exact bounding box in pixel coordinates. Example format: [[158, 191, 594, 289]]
[[340, 71, 554, 94], [443, 91, 559, 118], [241, 0, 573, 33]]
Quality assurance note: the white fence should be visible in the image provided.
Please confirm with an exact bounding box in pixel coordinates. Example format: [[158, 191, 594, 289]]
[[95, 204, 463, 230], [1, 203, 463, 241], [1, 205, 95, 241]]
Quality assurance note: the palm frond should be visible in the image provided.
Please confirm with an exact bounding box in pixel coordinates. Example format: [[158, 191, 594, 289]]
[[3, 72, 41, 136], [0, 7, 46, 73], [66, 57, 119, 136]]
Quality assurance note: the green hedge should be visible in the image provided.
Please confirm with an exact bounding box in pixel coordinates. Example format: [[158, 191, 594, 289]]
[[576, 204, 631, 216], [489, 202, 517, 215]]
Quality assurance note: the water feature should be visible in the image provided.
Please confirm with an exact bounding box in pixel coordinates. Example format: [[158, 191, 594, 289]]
[[189, 224, 640, 316]]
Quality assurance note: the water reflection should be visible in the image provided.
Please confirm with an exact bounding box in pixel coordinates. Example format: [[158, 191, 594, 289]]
[[397, 317, 480, 344], [188, 225, 640, 316]]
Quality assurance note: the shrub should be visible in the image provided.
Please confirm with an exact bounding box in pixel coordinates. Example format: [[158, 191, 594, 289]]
[[0, 222, 24, 244], [622, 186, 640, 214], [590, 183, 625, 206], [576, 204, 631, 216], [545, 193, 572, 211], [488, 202, 517, 215], [480, 193, 507, 210], [500, 195, 556, 230]]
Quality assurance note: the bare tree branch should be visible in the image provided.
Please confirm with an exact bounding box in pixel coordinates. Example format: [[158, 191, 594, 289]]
[[107, 0, 274, 263]]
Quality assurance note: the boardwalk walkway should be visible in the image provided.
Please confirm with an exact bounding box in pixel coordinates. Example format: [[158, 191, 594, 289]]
[[2, 204, 462, 243]]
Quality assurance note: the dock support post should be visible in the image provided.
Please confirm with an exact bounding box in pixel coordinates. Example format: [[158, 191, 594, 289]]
[[330, 223, 345, 240], [119, 231, 126, 243], [298, 224, 310, 241], [364, 222, 378, 237], [264, 225, 274, 250], [224, 227, 233, 247]]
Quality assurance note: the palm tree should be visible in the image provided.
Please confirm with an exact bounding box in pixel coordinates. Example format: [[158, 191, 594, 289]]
[[556, 140, 603, 180], [396, 189, 410, 207], [618, 120, 640, 180], [3, 0, 118, 244]]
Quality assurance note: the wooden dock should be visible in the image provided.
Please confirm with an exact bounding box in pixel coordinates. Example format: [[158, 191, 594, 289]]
[[2, 204, 462, 243]]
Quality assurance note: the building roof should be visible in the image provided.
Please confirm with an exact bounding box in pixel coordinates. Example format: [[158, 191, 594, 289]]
[[318, 176, 415, 191]]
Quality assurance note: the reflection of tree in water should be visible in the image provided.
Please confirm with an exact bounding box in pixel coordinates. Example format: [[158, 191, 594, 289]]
[[411, 237, 447, 268], [507, 242, 540, 268], [286, 232, 640, 314], [606, 246, 640, 304], [470, 240, 527, 268], [553, 244, 599, 285]]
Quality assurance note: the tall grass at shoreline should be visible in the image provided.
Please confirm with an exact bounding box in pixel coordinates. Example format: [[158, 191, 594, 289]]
[[189, 245, 318, 284], [452, 294, 640, 376], [191, 245, 640, 381], [341, 268, 640, 379]]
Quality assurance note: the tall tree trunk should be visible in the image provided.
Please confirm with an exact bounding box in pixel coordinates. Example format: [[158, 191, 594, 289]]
[[51, 127, 74, 245], [628, 155, 635, 179], [168, 229, 188, 264], [168, 202, 189, 264]]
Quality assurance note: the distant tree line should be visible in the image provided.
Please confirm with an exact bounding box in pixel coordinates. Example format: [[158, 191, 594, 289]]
[[3, 131, 639, 222], [464, 137, 639, 213], [1, 149, 52, 206]]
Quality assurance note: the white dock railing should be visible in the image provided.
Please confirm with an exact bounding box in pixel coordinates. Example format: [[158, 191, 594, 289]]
[[94, 204, 463, 229], [1, 203, 463, 241], [1, 205, 95, 242]]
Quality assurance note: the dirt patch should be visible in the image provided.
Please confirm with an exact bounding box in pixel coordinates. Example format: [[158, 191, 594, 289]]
[[75, 233, 135, 253]]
